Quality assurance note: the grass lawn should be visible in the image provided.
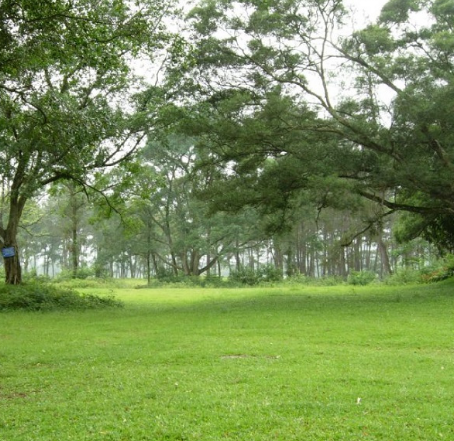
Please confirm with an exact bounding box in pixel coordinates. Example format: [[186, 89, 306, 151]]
[[0, 280, 453, 440]]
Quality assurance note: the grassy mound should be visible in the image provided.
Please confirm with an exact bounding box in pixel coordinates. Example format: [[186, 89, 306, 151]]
[[0, 281, 123, 311]]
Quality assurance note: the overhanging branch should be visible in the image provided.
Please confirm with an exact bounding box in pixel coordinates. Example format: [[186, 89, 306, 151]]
[[357, 190, 453, 215]]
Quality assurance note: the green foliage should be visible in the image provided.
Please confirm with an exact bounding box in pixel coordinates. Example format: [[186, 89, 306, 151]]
[[229, 267, 262, 286], [420, 254, 454, 283], [283, 273, 345, 287], [0, 0, 175, 284], [54, 277, 130, 290], [56, 267, 96, 281], [353, 25, 395, 54], [154, 267, 180, 282], [260, 263, 284, 283], [146, 275, 228, 289], [0, 281, 123, 311], [384, 268, 422, 285], [144, 265, 283, 288], [172, 0, 454, 257], [431, 0, 454, 19], [379, 0, 420, 23], [347, 270, 377, 286], [396, 212, 454, 254], [229, 265, 283, 286], [150, 270, 224, 287], [383, 254, 454, 285]]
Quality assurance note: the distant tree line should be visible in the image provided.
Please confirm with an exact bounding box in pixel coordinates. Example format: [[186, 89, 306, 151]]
[[18, 153, 438, 283]]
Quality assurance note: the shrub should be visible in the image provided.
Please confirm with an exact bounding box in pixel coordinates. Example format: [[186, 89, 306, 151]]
[[259, 264, 284, 283], [0, 281, 123, 311], [56, 267, 96, 281], [228, 265, 284, 286], [229, 268, 261, 286], [55, 277, 125, 290], [143, 274, 228, 289], [384, 268, 421, 285], [347, 270, 377, 286], [284, 273, 309, 285], [420, 254, 454, 283]]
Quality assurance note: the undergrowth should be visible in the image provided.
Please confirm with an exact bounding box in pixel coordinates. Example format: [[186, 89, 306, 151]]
[[0, 281, 123, 311]]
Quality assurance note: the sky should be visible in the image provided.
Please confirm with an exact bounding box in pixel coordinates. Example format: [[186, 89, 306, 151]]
[[344, 0, 389, 24]]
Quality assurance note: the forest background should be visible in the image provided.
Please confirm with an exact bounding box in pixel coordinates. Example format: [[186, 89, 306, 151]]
[[1, 0, 454, 285]]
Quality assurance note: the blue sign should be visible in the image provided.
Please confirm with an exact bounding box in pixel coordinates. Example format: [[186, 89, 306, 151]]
[[2, 247, 15, 258]]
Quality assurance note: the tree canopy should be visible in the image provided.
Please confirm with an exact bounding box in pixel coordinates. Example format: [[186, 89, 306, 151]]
[[0, 0, 174, 283], [2, 0, 454, 283], [161, 0, 454, 252]]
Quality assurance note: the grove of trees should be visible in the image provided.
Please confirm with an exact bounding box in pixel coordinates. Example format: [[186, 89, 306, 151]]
[[1, 0, 453, 284]]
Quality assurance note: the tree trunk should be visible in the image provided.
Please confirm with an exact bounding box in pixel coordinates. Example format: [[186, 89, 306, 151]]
[[152, 253, 159, 275], [171, 252, 178, 276], [3, 202, 25, 285], [199, 255, 218, 276], [146, 251, 151, 285], [4, 245, 21, 284], [377, 235, 392, 277], [354, 237, 362, 272], [235, 240, 241, 271], [191, 250, 200, 275], [72, 221, 79, 278], [338, 245, 347, 279], [129, 254, 136, 278]]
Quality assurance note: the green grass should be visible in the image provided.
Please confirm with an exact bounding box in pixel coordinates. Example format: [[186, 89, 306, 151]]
[[0, 281, 453, 440]]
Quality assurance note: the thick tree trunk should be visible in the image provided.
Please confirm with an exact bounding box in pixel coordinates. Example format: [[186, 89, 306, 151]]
[[3, 225, 22, 284], [3, 203, 25, 285], [4, 246, 22, 285]]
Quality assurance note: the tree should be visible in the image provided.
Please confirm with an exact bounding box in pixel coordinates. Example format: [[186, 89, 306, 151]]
[[167, 0, 454, 252], [136, 135, 263, 278], [0, 0, 174, 283], [48, 182, 94, 278]]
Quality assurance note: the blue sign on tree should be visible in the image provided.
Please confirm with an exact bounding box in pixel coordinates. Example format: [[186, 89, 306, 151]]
[[2, 247, 15, 258]]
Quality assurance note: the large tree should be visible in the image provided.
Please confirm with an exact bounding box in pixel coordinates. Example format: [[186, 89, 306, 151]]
[[0, 0, 173, 283], [167, 0, 454, 252], [135, 135, 264, 277]]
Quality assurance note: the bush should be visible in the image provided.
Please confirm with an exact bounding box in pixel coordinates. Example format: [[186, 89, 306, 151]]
[[56, 267, 96, 281], [384, 268, 421, 285], [145, 274, 228, 289], [0, 281, 123, 311], [420, 254, 454, 283], [55, 277, 126, 290], [155, 267, 179, 282], [229, 268, 261, 286], [229, 265, 284, 286], [259, 264, 284, 283], [284, 273, 309, 285], [347, 270, 377, 286]]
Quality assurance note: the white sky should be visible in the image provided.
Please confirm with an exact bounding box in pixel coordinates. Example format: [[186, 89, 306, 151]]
[[344, 0, 389, 28], [344, 0, 389, 24]]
